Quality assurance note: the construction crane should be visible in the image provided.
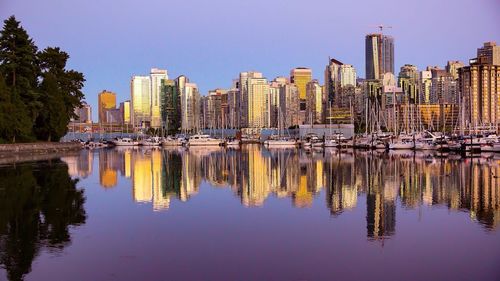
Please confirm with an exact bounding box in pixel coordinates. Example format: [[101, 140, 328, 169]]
[[374, 24, 392, 33]]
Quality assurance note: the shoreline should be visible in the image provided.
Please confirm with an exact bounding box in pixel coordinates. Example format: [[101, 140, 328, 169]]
[[0, 142, 81, 164]]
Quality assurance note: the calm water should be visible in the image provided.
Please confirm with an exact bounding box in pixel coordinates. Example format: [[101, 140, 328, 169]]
[[0, 146, 499, 281]]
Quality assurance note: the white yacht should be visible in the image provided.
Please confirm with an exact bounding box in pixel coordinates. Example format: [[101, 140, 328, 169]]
[[162, 136, 184, 146], [264, 136, 298, 147], [389, 136, 415, 150], [225, 138, 240, 147], [324, 139, 340, 148], [188, 134, 224, 146], [112, 137, 139, 146], [481, 142, 500, 152], [140, 136, 162, 146]]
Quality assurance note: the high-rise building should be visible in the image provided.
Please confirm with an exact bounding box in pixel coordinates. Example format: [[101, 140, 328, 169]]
[[248, 77, 269, 128], [226, 88, 240, 128], [280, 83, 300, 128], [160, 79, 180, 133], [291, 67, 312, 125], [181, 82, 200, 132], [340, 64, 357, 88], [98, 90, 116, 124], [420, 70, 432, 104], [131, 76, 151, 128], [324, 58, 343, 107], [477, 41, 500, 65], [445, 61, 464, 80], [119, 100, 131, 125], [73, 102, 92, 123], [430, 68, 457, 104], [365, 34, 394, 80], [268, 79, 284, 128], [205, 89, 226, 129], [150, 68, 168, 128], [398, 64, 419, 103], [291, 67, 312, 101], [239, 71, 263, 128], [459, 59, 500, 127], [306, 79, 323, 124]]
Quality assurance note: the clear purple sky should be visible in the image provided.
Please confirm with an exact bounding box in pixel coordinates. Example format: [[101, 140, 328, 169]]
[[1, 0, 499, 121]]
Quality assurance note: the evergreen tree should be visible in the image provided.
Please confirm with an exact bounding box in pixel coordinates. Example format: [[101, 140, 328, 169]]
[[35, 47, 85, 141], [0, 75, 32, 142], [35, 73, 67, 141], [0, 16, 41, 126], [0, 16, 85, 142]]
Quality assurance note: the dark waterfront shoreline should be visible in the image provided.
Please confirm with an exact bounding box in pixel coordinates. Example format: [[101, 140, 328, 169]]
[[0, 142, 81, 164]]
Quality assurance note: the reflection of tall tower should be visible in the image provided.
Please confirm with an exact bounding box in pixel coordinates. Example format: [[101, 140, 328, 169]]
[[325, 156, 358, 216], [99, 150, 119, 188], [366, 193, 396, 240], [242, 148, 270, 206], [293, 158, 314, 208], [132, 151, 153, 202], [151, 150, 169, 211], [161, 150, 182, 199], [180, 150, 202, 201]]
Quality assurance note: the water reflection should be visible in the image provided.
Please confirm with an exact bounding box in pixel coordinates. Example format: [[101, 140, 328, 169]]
[[64, 147, 500, 236], [0, 160, 86, 281]]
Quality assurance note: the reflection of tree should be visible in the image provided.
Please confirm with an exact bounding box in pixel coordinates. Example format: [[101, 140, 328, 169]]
[[0, 160, 86, 281]]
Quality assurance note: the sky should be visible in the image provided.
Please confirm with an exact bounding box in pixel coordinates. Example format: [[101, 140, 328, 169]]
[[1, 0, 499, 121]]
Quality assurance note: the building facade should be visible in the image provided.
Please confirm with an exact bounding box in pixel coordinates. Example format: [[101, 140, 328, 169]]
[[131, 76, 151, 128], [98, 90, 116, 124], [181, 82, 200, 132], [306, 79, 323, 124], [459, 61, 500, 128], [150, 68, 168, 128], [477, 41, 500, 65], [365, 33, 394, 80]]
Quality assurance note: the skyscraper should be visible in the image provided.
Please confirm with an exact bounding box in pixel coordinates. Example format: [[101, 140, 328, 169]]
[[430, 68, 457, 104], [365, 34, 394, 80], [459, 58, 500, 127], [160, 79, 180, 133], [306, 79, 323, 124], [477, 41, 500, 65], [131, 76, 151, 128], [398, 64, 419, 103], [324, 58, 342, 107], [280, 83, 300, 128], [291, 67, 312, 125], [73, 102, 92, 123], [120, 100, 131, 125], [340, 64, 357, 88], [239, 71, 263, 128], [98, 90, 116, 124], [150, 68, 168, 128], [290, 67, 312, 100], [181, 82, 200, 132], [445, 61, 464, 80], [420, 70, 432, 104], [247, 76, 269, 128]]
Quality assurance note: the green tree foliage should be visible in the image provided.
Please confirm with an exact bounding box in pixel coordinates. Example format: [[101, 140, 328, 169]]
[[0, 16, 85, 143]]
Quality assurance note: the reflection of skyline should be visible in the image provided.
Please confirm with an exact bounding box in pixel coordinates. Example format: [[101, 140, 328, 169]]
[[62, 148, 500, 237]]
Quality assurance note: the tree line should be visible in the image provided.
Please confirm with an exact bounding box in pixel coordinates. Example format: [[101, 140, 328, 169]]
[[0, 16, 85, 143]]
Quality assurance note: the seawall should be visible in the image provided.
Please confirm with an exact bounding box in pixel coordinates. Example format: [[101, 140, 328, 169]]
[[0, 142, 81, 155]]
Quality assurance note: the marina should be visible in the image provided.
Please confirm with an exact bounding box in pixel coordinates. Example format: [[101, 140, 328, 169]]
[[1, 146, 499, 280]]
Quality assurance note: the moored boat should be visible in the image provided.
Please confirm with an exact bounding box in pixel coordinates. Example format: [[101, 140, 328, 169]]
[[112, 137, 139, 146], [188, 134, 224, 146]]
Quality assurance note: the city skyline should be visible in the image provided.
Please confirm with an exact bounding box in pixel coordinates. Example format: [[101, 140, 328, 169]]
[[1, 0, 499, 121]]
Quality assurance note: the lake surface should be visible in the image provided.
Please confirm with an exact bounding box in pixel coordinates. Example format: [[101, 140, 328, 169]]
[[0, 146, 499, 281]]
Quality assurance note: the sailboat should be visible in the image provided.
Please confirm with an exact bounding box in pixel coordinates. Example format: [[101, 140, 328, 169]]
[[264, 110, 297, 147]]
